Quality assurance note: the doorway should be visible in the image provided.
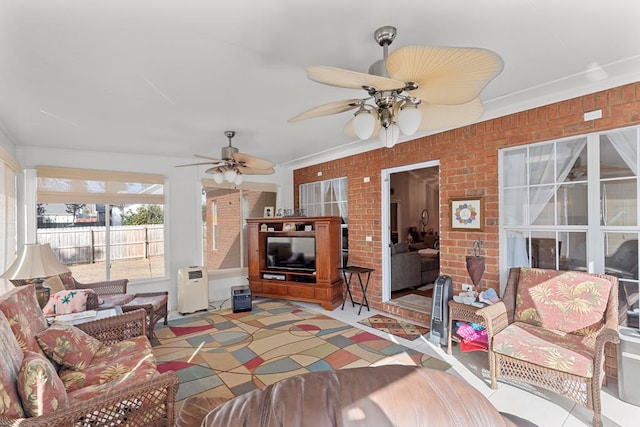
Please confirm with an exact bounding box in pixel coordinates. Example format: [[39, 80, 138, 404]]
[[382, 160, 440, 310]]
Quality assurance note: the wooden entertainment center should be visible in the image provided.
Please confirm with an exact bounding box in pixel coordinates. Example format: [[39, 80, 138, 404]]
[[246, 216, 343, 310]]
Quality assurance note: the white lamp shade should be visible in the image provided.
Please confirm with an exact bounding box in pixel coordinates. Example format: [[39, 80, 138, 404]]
[[397, 105, 422, 135], [212, 171, 224, 184], [0, 243, 69, 280], [224, 169, 237, 182], [234, 173, 243, 185], [352, 110, 376, 140], [379, 124, 400, 148]]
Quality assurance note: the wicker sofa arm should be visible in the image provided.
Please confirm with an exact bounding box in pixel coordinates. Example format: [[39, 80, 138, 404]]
[[74, 278, 128, 295], [0, 370, 179, 427], [476, 301, 510, 337], [76, 308, 147, 344]]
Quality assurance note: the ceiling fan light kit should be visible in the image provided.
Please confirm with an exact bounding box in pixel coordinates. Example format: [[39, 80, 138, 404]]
[[175, 131, 275, 183], [289, 26, 503, 148]]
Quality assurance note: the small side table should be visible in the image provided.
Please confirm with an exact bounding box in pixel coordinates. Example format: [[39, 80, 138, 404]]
[[339, 266, 374, 315], [447, 300, 486, 355]]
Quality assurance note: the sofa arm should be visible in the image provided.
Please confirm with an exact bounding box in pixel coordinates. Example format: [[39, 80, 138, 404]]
[[74, 278, 128, 295], [76, 308, 147, 344], [391, 251, 422, 291], [0, 371, 179, 427], [476, 301, 510, 338]]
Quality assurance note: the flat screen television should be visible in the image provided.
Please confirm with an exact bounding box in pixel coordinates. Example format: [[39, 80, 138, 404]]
[[266, 236, 316, 272]]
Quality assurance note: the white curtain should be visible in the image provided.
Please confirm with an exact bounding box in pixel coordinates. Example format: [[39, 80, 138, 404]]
[[608, 131, 638, 175], [0, 157, 17, 294]]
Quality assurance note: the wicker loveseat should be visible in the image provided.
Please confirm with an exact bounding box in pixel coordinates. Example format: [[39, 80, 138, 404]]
[[0, 285, 178, 426], [478, 267, 619, 427]]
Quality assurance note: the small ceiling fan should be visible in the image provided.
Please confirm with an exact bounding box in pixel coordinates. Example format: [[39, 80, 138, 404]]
[[289, 26, 504, 147], [176, 131, 275, 185]]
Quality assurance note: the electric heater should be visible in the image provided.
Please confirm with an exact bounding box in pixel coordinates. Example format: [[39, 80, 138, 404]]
[[430, 275, 453, 346]]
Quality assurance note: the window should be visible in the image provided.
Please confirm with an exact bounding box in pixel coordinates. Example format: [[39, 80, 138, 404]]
[[299, 177, 348, 265], [501, 127, 640, 327], [299, 177, 348, 221], [36, 167, 165, 282], [202, 179, 276, 271], [0, 149, 17, 294]]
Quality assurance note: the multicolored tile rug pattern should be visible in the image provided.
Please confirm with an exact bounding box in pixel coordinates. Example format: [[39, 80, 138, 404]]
[[153, 299, 450, 403], [357, 314, 430, 341]]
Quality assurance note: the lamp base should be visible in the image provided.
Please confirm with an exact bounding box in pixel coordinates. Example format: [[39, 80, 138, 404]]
[[33, 281, 51, 309]]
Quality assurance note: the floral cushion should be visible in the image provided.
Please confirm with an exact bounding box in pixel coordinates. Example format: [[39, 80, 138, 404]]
[[493, 321, 597, 377], [67, 364, 159, 402], [59, 353, 157, 393], [17, 351, 69, 417], [43, 275, 66, 293], [42, 289, 91, 316], [515, 268, 613, 336], [36, 324, 102, 371], [0, 310, 26, 418], [0, 285, 48, 355]]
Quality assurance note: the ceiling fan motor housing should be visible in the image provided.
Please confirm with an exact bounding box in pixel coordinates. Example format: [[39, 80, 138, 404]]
[[221, 145, 239, 161]]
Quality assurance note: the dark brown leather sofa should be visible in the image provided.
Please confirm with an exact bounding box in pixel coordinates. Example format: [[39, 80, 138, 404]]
[[177, 365, 534, 427]]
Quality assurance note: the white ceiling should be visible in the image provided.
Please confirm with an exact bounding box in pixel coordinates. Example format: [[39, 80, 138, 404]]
[[1, 0, 639, 169]]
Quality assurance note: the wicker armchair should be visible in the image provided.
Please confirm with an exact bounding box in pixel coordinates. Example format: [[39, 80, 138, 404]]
[[478, 267, 619, 427], [0, 285, 178, 427], [11, 272, 133, 310]]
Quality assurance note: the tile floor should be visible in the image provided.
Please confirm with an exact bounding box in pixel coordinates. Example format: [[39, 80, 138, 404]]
[[173, 298, 640, 426]]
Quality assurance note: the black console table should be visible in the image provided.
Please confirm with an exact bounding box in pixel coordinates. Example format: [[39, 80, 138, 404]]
[[339, 266, 374, 315]]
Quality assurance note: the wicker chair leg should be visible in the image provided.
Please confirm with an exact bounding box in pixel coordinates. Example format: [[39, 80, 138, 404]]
[[489, 353, 498, 389]]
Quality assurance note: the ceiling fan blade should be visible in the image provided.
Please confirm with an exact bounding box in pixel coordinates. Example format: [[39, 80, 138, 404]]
[[386, 46, 503, 105], [174, 161, 223, 168], [232, 152, 274, 170], [417, 97, 485, 131], [237, 165, 276, 175], [306, 66, 406, 91], [194, 154, 225, 162], [289, 99, 362, 122]]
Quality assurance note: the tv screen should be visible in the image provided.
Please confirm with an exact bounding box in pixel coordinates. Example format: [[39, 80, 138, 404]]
[[266, 236, 316, 272]]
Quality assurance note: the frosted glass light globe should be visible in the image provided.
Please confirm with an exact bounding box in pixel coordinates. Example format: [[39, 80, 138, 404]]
[[397, 105, 422, 135], [352, 110, 376, 140]]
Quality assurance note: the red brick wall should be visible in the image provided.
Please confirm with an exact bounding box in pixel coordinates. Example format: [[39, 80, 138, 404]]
[[293, 82, 640, 330]]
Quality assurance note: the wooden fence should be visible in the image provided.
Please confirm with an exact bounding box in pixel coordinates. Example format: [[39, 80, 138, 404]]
[[37, 225, 164, 265]]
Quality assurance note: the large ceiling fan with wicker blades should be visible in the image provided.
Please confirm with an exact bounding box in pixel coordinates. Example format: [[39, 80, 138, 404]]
[[176, 131, 274, 185], [289, 26, 503, 147]]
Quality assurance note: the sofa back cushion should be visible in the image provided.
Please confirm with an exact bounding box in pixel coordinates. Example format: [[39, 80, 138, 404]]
[[0, 310, 26, 418], [391, 242, 409, 254], [17, 351, 69, 417], [0, 285, 48, 354], [515, 268, 613, 336]]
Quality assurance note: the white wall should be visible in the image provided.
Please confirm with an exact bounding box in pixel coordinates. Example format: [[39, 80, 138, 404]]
[[16, 146, 293, 310]]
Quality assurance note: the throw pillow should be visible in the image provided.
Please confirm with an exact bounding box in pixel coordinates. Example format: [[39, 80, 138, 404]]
[[42, 289, 91, 316], [43, 275, 66, 293], [36, 324, 102, 370], [17, 351, 69, 417]]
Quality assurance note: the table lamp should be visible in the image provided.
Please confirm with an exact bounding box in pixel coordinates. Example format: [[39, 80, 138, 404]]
[[0, 243, 70, 308]]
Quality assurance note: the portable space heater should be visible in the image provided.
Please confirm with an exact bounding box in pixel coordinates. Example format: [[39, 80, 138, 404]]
[[177, 266, 209, 314], [429, 275, 453, 346]]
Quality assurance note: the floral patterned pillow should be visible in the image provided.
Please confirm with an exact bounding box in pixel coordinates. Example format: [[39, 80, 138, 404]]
[[36, 324, 102, 370], [17, 351, 69, 417], [515, 269, 613, 336]]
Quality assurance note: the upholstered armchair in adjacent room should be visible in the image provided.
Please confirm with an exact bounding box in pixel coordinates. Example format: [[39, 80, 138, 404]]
[[478, 267, 619, 427]]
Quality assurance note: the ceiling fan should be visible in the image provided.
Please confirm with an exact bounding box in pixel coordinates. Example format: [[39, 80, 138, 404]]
[[289, 26, 504, 147], [176, 131, 275, 185]]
